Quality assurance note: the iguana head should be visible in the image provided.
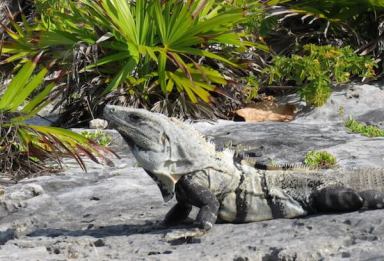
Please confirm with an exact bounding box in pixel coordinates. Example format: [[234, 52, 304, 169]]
[[103, 105, 217, 202]]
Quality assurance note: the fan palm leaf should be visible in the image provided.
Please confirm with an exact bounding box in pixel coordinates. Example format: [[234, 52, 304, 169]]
[[0, 56, 114, 180]]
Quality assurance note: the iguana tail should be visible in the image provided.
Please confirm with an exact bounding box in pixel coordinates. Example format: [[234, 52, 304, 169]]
[[324, 168, 384, 210], [265, 168, 384, 212]]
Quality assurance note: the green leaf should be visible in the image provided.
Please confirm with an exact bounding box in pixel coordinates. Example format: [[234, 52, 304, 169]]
[[102, 60, 137, 94], [82, 52, 131, 71], [0, 60, 36, 111], [166, 79, 175, 93], [1, 52, 35, 64], [158, 51, 167, 93], [10, 67, 48, 109], [22, 82, 55, 115], [40, 31, 78, 46], [153, 1, 168, 44], [177, 47, 239, 68]]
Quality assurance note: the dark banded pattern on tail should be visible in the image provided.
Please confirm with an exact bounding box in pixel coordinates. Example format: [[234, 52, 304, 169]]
[[312, 187, 364, 212], [359, 190, 384, 209]]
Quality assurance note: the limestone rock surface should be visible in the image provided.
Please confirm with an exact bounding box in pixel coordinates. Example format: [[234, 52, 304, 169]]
[[0, 84, 384, 260]]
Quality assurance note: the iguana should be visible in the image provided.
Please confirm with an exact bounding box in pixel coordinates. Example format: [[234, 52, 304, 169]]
[[103, 105, 384, 234]]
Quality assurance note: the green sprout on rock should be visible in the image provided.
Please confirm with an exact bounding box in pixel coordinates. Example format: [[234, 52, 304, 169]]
[[304, 151, 337, 169]]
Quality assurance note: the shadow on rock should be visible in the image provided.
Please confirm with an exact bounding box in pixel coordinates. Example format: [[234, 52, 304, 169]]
[[0, 229, 16, 245], [27, 223, 190, 239]]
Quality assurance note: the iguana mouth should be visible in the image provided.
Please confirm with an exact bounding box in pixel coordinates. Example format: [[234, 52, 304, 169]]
[[106, 113, 152, 150]]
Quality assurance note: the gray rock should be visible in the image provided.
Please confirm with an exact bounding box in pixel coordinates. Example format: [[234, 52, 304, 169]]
[[202, 121, 384, 168], [89, 119, 108, 129], [292, 84, 384, 124], [0, 183, 44, 217], [0, 84, 383, 260], [197, 84, 384, 168]]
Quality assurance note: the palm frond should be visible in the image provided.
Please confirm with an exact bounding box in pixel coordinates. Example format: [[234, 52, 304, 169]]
[[0, 58, 115, 180]]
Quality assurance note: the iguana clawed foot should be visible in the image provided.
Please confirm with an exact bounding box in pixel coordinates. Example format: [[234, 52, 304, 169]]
[[163, 228, 207, 243], [162, 211, 210, 242]]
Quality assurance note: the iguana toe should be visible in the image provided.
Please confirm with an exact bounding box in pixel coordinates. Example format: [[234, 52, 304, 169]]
[[194, 220, 214, 231], [163, 228, 207, 243]]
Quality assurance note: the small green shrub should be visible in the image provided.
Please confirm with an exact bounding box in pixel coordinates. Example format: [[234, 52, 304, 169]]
[[304, 150, 337, 169], [264, 44, 377, 106], [243, 75, 260, 103], [345, 118, 384, 137], [80, 130, 112, 147]]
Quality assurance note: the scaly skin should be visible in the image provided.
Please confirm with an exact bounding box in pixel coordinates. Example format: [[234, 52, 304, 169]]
[[103, 105, 384, 234]]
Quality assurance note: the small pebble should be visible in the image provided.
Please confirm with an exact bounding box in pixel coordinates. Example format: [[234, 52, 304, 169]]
[[89, 119, 108, 129], [94, 239, 106, 247]]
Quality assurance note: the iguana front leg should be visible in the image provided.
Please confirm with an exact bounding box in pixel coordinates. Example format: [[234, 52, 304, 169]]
[[165, 175, 220, 231], [163, 202, 192, 226]]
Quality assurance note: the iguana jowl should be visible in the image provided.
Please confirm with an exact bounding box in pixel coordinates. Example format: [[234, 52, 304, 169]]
[[103, 105, 384, 231]]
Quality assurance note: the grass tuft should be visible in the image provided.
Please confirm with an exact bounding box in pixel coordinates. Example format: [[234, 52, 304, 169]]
[[345, 118, 384, 137], [304, 150, 337, 169]]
